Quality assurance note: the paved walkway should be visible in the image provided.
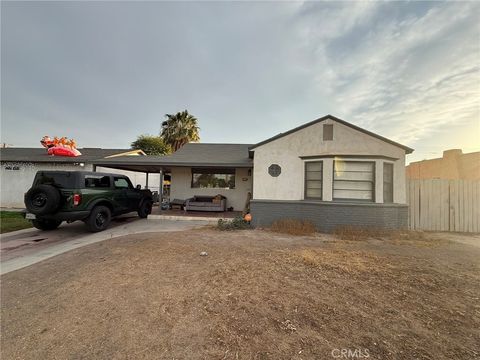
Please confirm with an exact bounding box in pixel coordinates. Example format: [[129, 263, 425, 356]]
[[0, 217, 209, 275]]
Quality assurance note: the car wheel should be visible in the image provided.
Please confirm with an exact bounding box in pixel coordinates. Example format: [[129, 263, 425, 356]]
[[24, 185, 61, 215], [138, 200, 153, 219], [86, 206, 111, 232], [32, 219, 62, 231]]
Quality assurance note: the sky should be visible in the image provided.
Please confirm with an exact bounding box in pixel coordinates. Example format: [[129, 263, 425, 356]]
[[1, 1, 479, 163]]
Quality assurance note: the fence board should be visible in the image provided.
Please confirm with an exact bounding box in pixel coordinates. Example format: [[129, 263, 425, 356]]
[[407, 179, 480, 233]]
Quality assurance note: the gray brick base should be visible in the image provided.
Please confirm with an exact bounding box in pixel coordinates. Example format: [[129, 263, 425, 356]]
[[250, 200, 408, 232]]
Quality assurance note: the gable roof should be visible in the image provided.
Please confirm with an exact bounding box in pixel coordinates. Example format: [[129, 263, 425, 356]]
[[0, 148, 145, 163], [92, 143, 253, 172], [249, 114, 414, 154]]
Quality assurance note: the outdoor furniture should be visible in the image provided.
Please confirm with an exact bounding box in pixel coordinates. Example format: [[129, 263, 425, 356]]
[[185, 195, 226, 212], [169, 198, 186, 210]]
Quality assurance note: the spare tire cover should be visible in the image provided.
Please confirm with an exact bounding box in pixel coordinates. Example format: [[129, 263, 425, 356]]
[[24, 185, 61, 215]]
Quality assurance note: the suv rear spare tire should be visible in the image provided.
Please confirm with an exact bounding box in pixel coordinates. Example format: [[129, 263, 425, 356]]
[[86, 205, 111, 232], [24, 185, 61, 215], [32, 219, 62, 231]]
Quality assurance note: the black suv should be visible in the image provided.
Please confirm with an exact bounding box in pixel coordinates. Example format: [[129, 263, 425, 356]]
[[24, 171, 153, 232]]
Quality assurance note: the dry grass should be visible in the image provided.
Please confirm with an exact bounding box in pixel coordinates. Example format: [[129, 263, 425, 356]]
[[1, 229, 479, 360], [270, 218, 316, 236], [332, 225, 389, 240], [298, 248, 390, 274], [333, 226, 432, 243]]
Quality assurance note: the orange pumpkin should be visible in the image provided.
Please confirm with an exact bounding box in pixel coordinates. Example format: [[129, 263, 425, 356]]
[[244, 213, 252, 222]]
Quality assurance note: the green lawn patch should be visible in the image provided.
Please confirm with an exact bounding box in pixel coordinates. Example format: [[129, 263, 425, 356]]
[[0, 211, 32, 234]]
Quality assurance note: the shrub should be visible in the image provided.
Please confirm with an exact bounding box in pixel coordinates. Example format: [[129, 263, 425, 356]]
[[270, 219, 316, 236], [217, 217, 252, 231]]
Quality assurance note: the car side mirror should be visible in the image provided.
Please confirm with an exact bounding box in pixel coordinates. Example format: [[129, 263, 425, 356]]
[[136, 184, 141, 190]]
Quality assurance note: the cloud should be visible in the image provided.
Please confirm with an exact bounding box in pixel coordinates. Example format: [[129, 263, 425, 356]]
[[1, 1, 479, 161], [287, 1, 479, 158]]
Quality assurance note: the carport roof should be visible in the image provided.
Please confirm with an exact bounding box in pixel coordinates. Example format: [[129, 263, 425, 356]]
[[92, 143, 254, 172]]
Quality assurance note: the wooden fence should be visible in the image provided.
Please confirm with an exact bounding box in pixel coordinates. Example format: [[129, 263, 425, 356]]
[[407, 179, 480, 233]]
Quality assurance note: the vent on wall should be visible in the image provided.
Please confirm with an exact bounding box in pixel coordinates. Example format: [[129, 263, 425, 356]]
[[323, 124, 333, 141]]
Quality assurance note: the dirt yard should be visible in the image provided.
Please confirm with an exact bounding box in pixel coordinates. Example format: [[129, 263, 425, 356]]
[[1, 229, 479, 360]]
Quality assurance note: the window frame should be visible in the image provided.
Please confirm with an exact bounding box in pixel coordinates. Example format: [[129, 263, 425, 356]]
[[304, 160, 323, 200], [113, 176, 133, 189], [332, 160, 376, 202], [191, 168, 236, 189], [383, 162, 394, 203]]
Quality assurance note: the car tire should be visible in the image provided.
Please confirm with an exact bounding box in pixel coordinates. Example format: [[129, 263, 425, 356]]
[[138, 200, 153, 219], [86, 206, 111, 232], [32, 219, 62, 231], [24, 185, 61, 215]]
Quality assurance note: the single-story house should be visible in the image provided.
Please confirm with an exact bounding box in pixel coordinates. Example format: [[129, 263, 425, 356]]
[[92, 115, 414, 231], [0, 148, 149, 208]]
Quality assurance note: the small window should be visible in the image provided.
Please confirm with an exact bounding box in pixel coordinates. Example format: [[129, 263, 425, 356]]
[[305, 161, 323, 199], [114, 177, 132, 189], [323, 124, 333, 141], [383, 163, 394, 203], [85, 175, 110, 188], [333, 161, 374, 202]]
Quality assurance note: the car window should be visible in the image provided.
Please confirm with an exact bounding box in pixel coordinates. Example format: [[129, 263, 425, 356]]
[[35, 172, 76, 188], [114, 177, 131, 189], [85, 175, 110, 188]]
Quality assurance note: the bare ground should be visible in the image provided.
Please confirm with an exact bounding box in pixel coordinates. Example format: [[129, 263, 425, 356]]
[[1, 229, 479, 360]]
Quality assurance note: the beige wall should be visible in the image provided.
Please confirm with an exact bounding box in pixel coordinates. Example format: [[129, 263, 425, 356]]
[[406, 149, 480, 180], [252, 118, 408, 204], [170, 167, 253, 211]]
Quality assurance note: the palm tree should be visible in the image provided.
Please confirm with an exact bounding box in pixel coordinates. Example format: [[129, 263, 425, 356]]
[[160, 110, 200, 152]]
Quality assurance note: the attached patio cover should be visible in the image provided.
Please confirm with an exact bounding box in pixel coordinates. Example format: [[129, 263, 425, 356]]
[[91, 143, 254, 173]]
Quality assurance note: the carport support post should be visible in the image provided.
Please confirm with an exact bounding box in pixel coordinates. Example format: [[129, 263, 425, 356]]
[[159, 168, 163, 206], [145, 172, 149, 189]]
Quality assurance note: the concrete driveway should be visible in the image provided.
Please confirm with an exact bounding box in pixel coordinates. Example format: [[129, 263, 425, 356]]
[[0, 215, 210, 275]]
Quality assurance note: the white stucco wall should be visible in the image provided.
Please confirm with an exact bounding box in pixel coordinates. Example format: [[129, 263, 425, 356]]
[[0, 162, 160, 208], [252, 118, 408, 204], [0, 162, 93, 208], [169, 167, 253, 211]]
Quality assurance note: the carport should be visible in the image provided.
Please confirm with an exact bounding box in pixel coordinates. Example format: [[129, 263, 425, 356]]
[[91, 143, 254, 212], [92, 156, 170, 203]]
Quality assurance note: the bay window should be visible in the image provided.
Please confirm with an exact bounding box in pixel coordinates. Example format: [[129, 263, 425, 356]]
[[333, 160, 375, 201]]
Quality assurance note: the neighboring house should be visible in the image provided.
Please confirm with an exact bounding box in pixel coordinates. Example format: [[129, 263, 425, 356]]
[[406, 149, 480, 180], [93, 115, 414, 230], [0, 148, 147, 208]]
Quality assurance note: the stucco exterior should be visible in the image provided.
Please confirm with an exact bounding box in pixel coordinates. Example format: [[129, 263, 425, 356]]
[[406, 149, 480, 180], [0, 162, 93, 208], [169, 167, 252, 211], [251, 118, 408, 204], [0, 162, 158, 208]]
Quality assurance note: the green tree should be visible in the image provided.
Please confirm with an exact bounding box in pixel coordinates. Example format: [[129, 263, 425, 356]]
[[131, 135, 170, 155], [160, 110, 200, 152]]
